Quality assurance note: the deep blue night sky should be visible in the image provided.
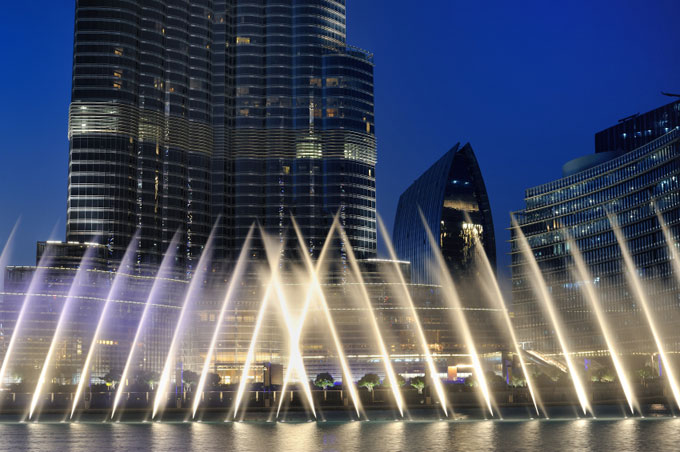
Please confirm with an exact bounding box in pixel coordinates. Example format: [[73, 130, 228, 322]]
[[1, 0, 679, 289]]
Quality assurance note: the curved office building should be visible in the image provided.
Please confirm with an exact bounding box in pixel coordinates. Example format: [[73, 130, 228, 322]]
[[393, 143, 496, 285], [511, 100, 680, 355]]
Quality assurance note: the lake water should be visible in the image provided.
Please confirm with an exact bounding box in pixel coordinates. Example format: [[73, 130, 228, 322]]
[[1, 414, 679, 452]]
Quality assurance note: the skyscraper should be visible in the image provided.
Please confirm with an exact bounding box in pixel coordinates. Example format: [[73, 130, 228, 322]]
[[393, 143, 496, 285], [66, 0, 377, 274]]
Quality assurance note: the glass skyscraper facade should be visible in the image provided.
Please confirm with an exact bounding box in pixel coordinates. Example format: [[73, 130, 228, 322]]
[[511, 100, 680, 356], [393, 143, 496, 285], [67, 0, 377, 274]]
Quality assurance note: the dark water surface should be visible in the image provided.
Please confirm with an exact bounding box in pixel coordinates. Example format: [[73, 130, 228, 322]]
[[1, 416, 679, 452]]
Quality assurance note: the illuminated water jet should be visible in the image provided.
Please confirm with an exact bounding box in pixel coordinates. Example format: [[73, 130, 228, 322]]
[[470, 230, 542, 417], [377, 215, 450, 417], [563, 230, 638, 415], [261, 231, 316, 419], [29, 247, 96, 420], [512, 216, 591, 416], [290, 217, 363, 419], [152, 228, 218, 420], [336, 219, 405, 418], [231, 275, 276, 419], [275, 221, 336, 419], [0, 245, 54, 388], [609, 212, 680, 410], [191, 226, 254, 419], [70, 234, 140, 419], [419, 210, 495, 417], [111, 233, 181, 420]]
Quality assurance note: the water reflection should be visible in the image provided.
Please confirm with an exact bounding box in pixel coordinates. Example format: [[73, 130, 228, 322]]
[[2, 418, 680, 452]]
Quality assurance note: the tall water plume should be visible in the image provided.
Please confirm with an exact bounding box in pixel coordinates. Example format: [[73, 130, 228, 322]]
[[191, 226, 254, 419], [29, 246, 97, 420], [511, 216, 591, 416], [419, 210, 495, 417], [376, 215, 450, 417], [335, 218, 406, 418], [471, 232, 542, 417], [70, 233, 140, 419], [608, 212, 680, 410], [563, 230, 638, 415], [152, 227, 218, 420], [111, 232, 181, 420]]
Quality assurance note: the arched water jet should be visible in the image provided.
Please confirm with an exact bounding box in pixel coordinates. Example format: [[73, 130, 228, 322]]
[[470, 233, 542, 417], [0, 244, 55, 388], [335, 219, 406, 418], [29, 246, 97, 420], [289, 216, 363, 419], [419, 210, 495, 417], [376, 215, 450, 418], [111, 232, 181, 420], [70, 234, 140, 419], [511, 216, 591, 416], [608, 212, 680, 410], [260, 231, 316, 420], [152, 227, 218, 420], [563, 230, 638, 415], [191, 226, 254, 419]]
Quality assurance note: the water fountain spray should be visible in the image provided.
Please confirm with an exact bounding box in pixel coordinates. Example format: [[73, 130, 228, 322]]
[[70, 234, 140, 419], [191, 226, 254, 419], [152, 228, 218, 420], [563, 230, 638, 415], [290, 218, 364, 419], [0, 245, 54, 388], [260, 230, 317, 419], [29, 246, 97, 420], [335, 218, 406, 418], [419, 210, 495, 417], [608, 212, 680, 410], [231, 278, 275, 420], [111, 232, 181, 420], [0, 218, 20, 295], [376, 215, 450, 417], [470, 231, 542, 417], [511, 215, 591, 416]]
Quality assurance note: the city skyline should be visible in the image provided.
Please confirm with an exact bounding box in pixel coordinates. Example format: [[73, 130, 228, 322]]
[[2, 0, 680, 287]]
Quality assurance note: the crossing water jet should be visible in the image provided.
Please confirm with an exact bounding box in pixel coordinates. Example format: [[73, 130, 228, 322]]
[[111, 233, 180, 420], [336, 219, 406, 418], [191, 226, 254, 419], [419, 210, 495, 417], [260, 231, 317, 420], [470, 231, 542, 417], [152, 228, 218, 420], [290, 216, 363, 419], [70, 234, 140, 419], [0, 218, 20, 295], [563, 230, 638, 415], [608, 212, 680, 410], [377, 215, 450, 418], [512, 216, 591, 416], [29, 246, 96, 420]]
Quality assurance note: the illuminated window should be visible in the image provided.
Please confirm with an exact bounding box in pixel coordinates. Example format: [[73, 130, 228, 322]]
[[326, 77, 339, 87], [236, 36, 251, 44], [310, 78, 322, 87], [237, 87, 249, 96], [113, 71, 122, 78], [113, 82, 121, 89], [283, 166, 290, 174], [113, 48, 123, 56], [326, 108, 338, 118], [239, 108, 250, 116]]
